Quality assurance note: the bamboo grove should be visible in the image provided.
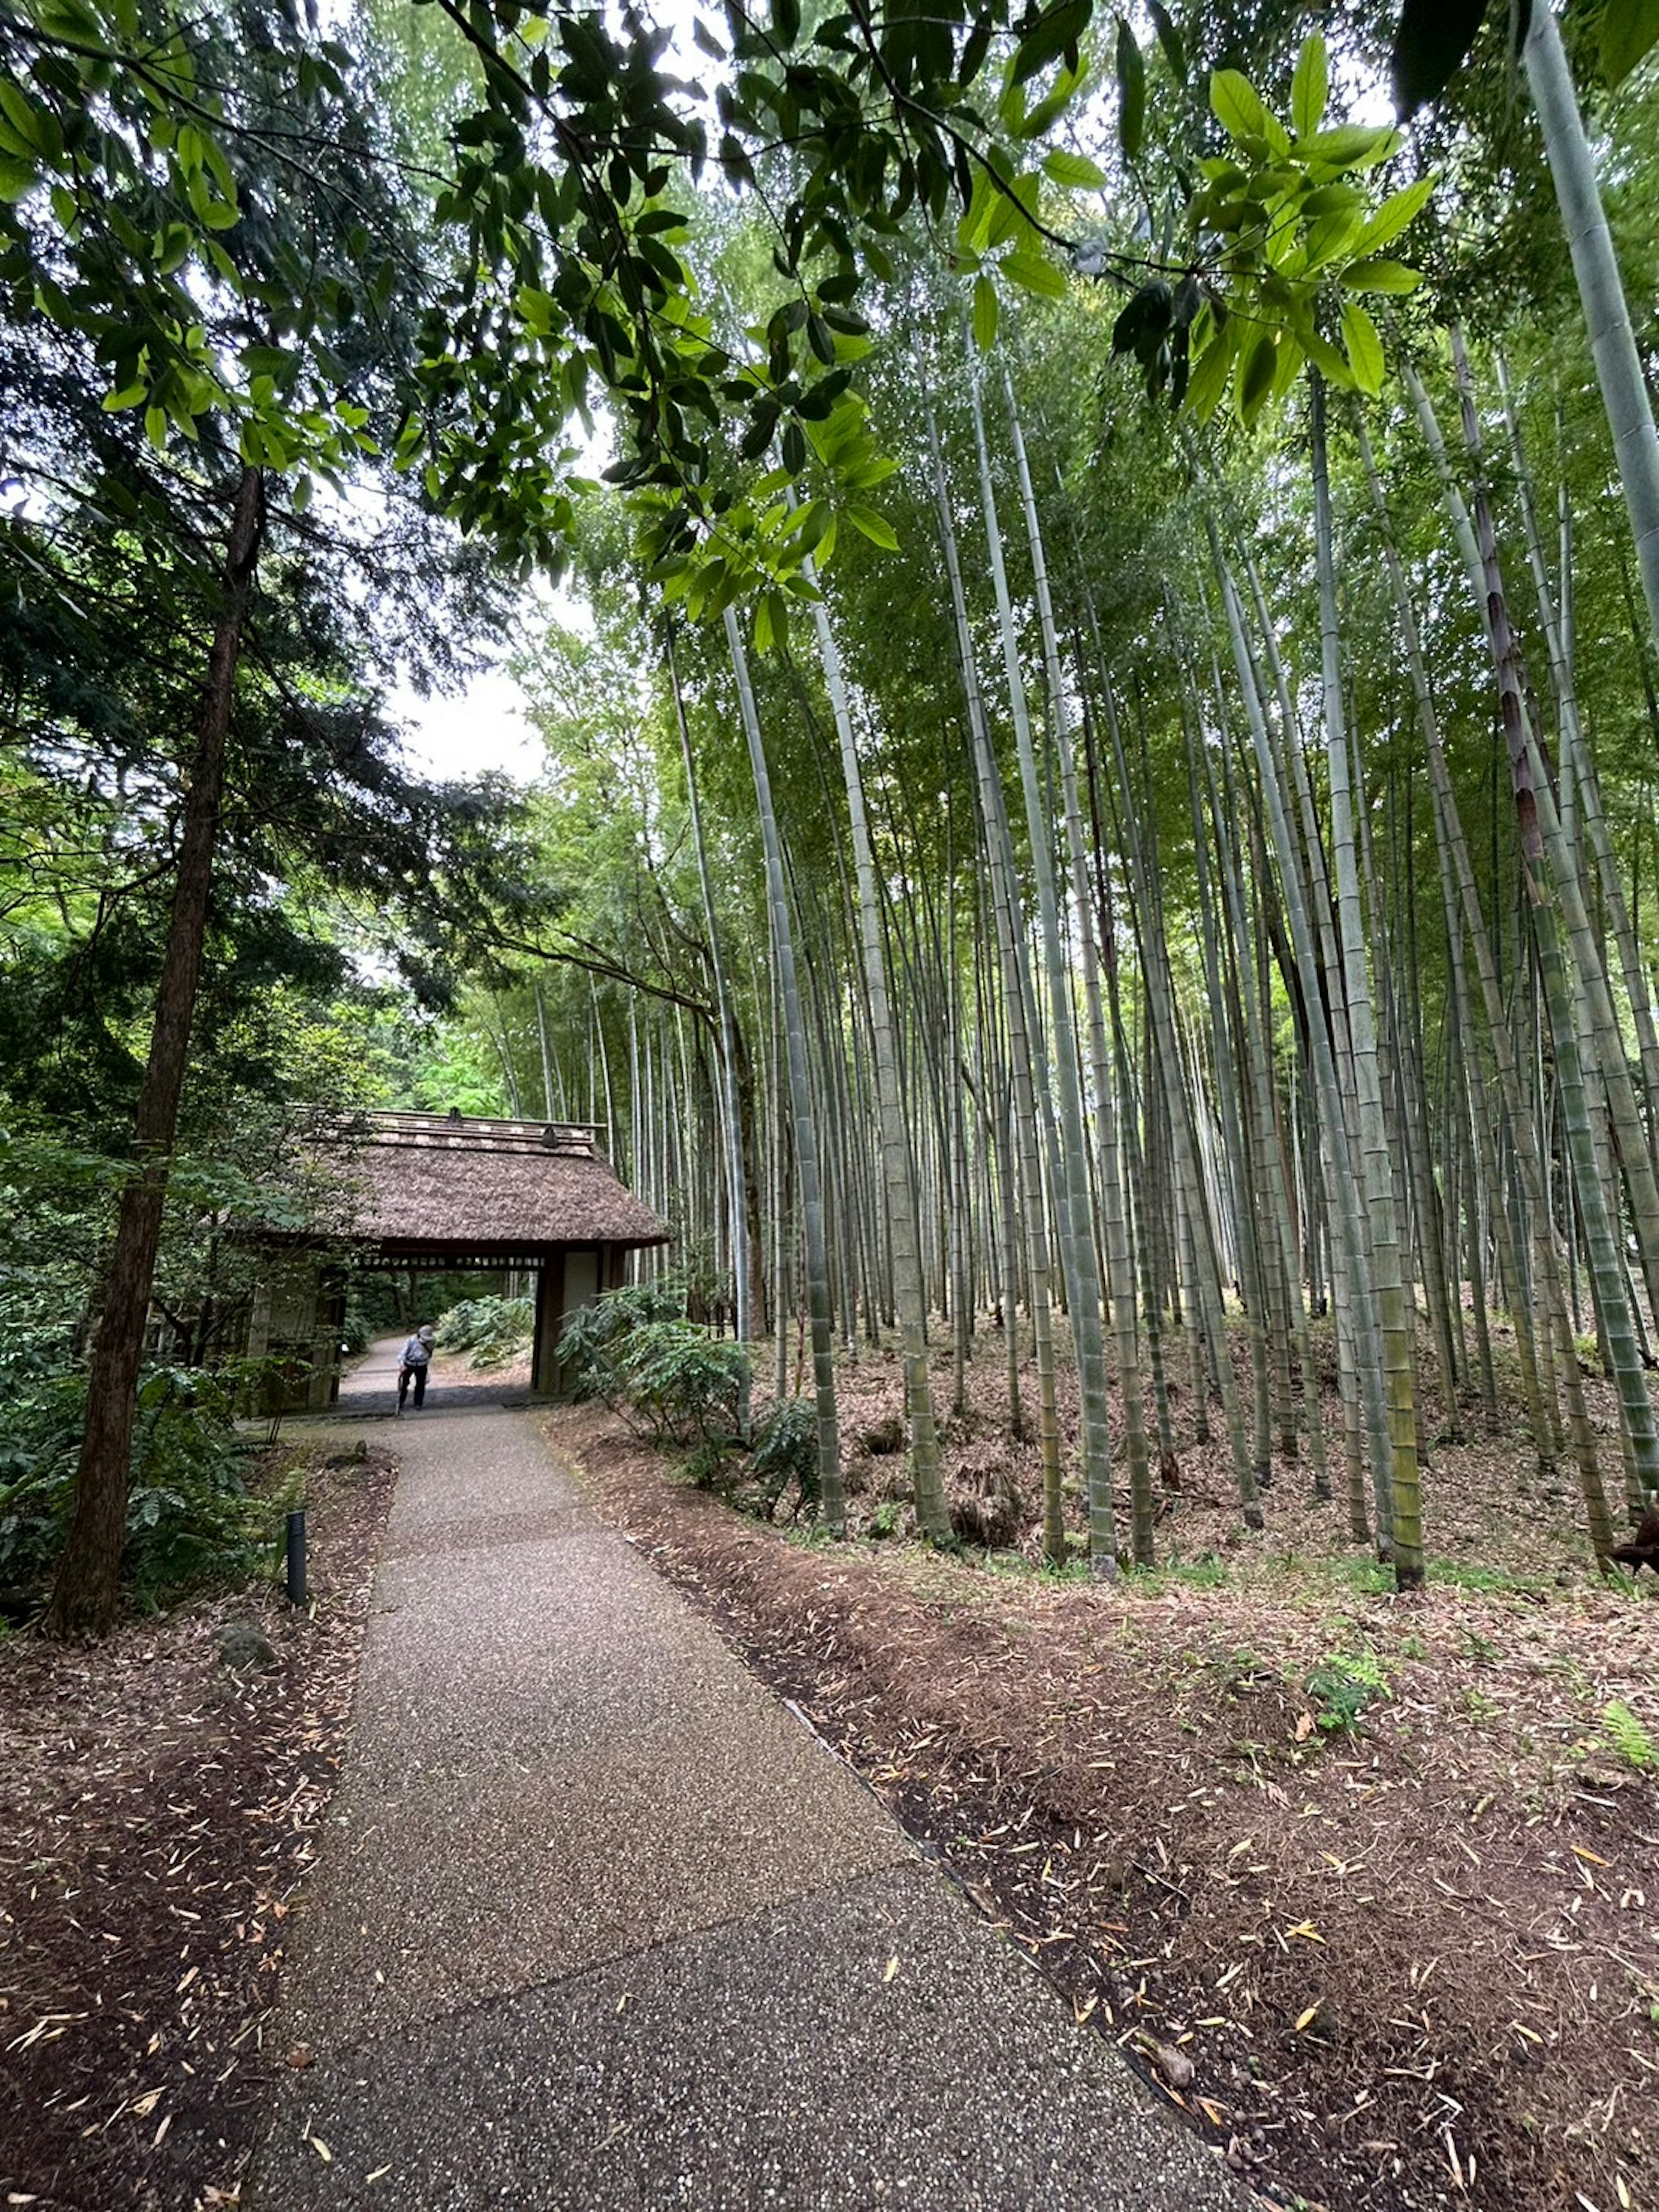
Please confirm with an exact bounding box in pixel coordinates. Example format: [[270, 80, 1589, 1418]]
[[467, 42, 1659, 1593], [9, 0, 1659, 1620]]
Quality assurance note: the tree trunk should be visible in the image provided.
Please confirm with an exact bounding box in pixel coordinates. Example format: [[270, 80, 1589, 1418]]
[[46, 466, 266, 1641]]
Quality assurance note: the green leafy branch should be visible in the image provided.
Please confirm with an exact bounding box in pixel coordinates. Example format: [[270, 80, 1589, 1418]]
[[1110, 35, 1436, 422]]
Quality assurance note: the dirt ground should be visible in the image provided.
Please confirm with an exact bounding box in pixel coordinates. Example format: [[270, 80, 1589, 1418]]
[[552, 1320, 1659, 2212], [0, 1444, 394, 2212]]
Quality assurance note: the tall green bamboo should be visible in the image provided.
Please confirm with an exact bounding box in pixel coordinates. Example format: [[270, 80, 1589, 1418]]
[[803, 565, 953, 1541], [724, 606, 845, 1532], [1523, 3, 1659, 657]]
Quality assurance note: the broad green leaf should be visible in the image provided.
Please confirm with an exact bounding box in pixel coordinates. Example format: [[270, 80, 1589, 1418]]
[[957, 169, 998, 254], [986, 168, 1041, 248], [1303, 210, 1363, 271], [144, 404, 168, 450], [0, 153, 36, 201], [846, 503, 899, 550], [1601, 0, 1659, 83], [1391, 0, 1492, 118], [1350, 175, 1436, 257], [1295, 322, 1355, 388], [1186, 323, 1236, 422], [1020, 59, 1090, 137], [0, 79, 58, 160], [1146, 0, 1186, 82], [1211, 69, 1271, 145], [1043, 146, 1107, 188], [972, 273, 999, 351], [292, 473, 313, 513], [1341, 298, 1386, 395], [1116, 19, 1145, 161], [1341, 256, 1422, 294], [1012, 0, 1090, 87], [1001, 247, 1068, 299], [1291, 35, 1329, 137], [1296, 123, 1400, 171], [1238, 328, 1279, 423], [1271, 330, 1303, 403]]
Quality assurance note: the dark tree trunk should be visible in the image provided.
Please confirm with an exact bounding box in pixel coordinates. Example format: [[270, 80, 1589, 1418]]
[[44, 468, 265, 1640]]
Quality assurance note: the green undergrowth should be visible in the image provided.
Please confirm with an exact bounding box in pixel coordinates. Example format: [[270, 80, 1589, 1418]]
[[437, 1294, 534, 1369], [0, 1365, 303, 1621]]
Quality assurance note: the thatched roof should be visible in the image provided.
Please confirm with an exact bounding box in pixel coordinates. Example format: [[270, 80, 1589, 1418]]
[[329, 1112, 668, 1261]]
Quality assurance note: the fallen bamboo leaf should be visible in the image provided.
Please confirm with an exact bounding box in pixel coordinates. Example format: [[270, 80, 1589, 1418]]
[[1571, 1845, 1610, 1866], [311, 2138, 333, 2162], [883, 1956, 900, 1983], [1294, 2004, 1321, 2032]]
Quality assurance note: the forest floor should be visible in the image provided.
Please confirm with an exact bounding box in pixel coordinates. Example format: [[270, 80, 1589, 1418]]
[[551, 1317, 1659, 2212], [0, 1441, 394, 2212]]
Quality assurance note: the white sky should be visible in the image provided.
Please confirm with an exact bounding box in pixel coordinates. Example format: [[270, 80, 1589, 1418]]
[[392, 660, 546, 782]]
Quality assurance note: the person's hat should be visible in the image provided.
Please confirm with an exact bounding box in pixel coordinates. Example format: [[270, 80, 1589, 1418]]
[[419, 1325, 435, 1342]]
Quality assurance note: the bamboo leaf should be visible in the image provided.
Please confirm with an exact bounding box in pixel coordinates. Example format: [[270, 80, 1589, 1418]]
[[1391, 0, 1494, 117], [1146, 0, 1186, 81]]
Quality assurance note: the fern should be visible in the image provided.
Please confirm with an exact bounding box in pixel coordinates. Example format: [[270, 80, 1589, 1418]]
[[1602, 1699, 1658, 1773], [1306, 1649, 1391, 1735], [750, 1399, 820, 1520]]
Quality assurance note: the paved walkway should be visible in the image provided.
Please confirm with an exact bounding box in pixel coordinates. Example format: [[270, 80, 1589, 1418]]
[[253, 1347, 1245, 2210]]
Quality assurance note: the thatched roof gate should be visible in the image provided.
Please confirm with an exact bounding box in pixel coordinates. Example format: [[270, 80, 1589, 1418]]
[[341, 1111, 668, 1270], [253, 1111, 668, 1406]]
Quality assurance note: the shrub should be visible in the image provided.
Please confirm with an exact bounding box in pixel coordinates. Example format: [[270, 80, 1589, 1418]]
[[437, 1294, 534, 1368], [556, 1279, 686, 1404], [557, 1281, 751, 1449], [0, 1364, 267, 1612], [618, 1322, 750, 1447], [750, 1398, 820, 1520]]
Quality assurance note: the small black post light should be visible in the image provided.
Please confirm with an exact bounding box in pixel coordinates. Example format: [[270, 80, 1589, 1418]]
[[286, 1509, 308, 1607]]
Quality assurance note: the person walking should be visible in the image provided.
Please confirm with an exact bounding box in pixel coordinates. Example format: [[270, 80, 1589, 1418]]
[[397, 1324, 436, 1411]]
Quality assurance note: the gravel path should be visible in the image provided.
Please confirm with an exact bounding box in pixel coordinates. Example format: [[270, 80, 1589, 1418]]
[[251, 1347, 1245, 2209]]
